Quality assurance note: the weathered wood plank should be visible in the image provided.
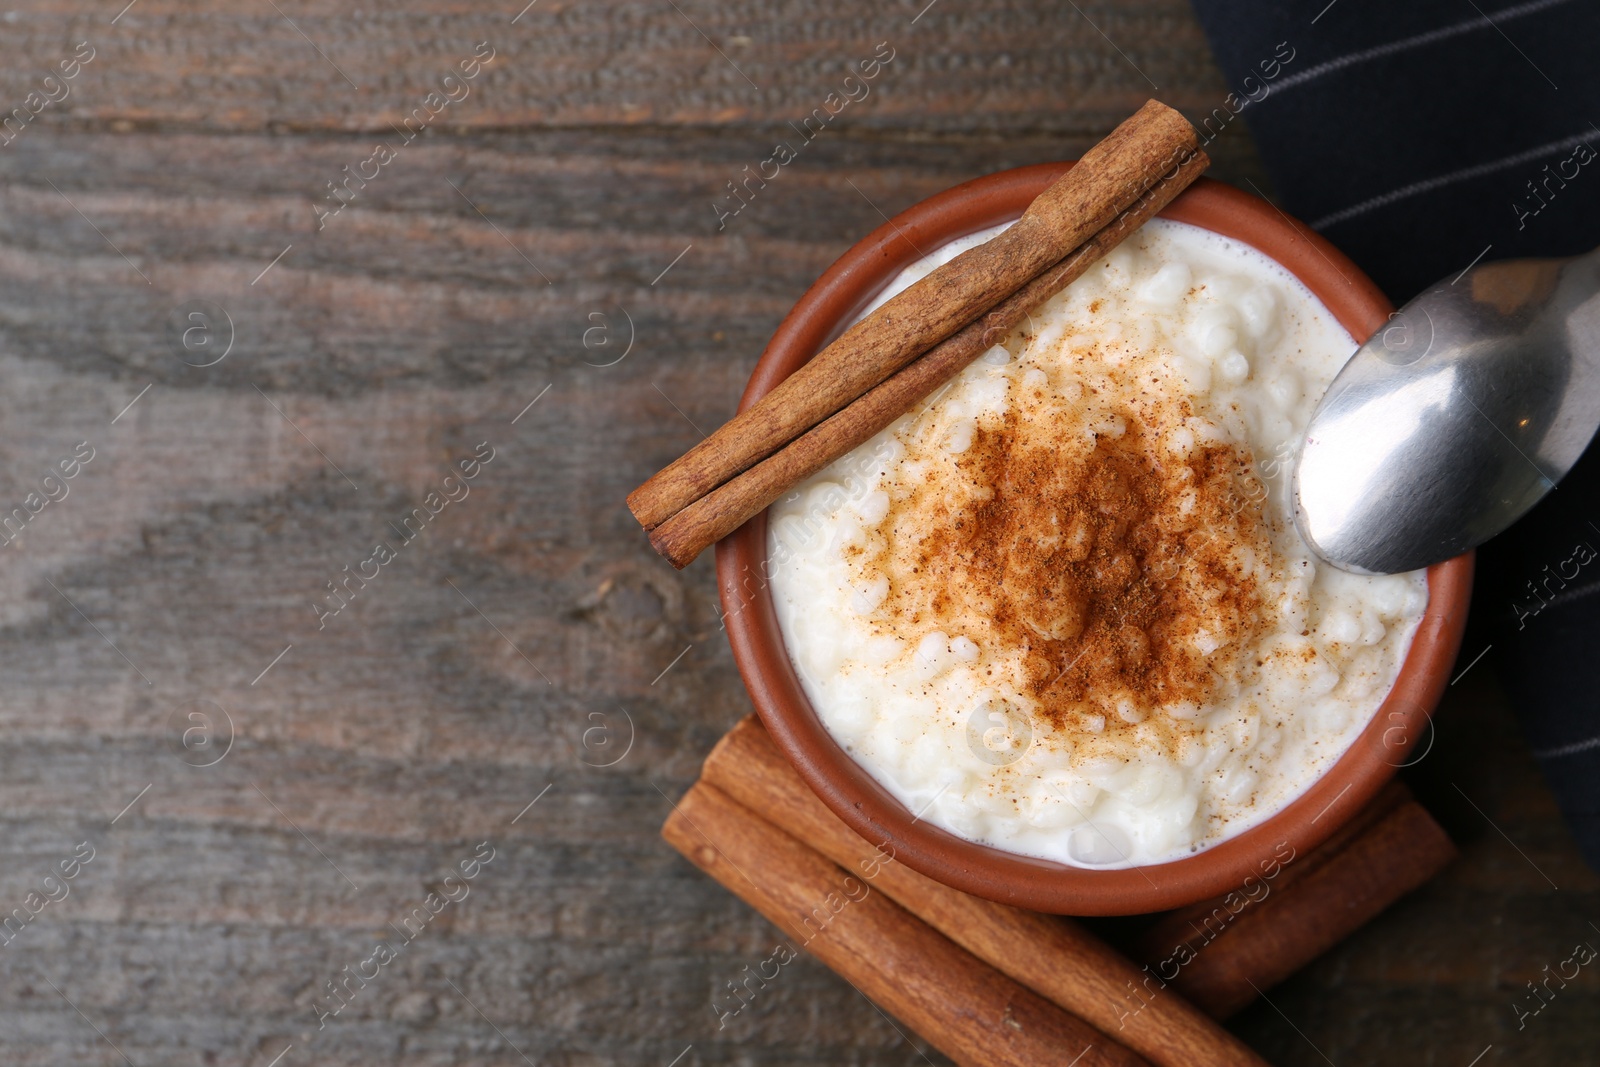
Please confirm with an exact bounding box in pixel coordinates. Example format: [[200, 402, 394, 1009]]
[[1, 1, 1231, 133], [0, 0, 1591, 1064]]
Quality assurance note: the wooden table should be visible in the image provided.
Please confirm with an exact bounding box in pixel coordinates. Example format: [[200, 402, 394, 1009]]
[[0, 1, 1594, 1063]]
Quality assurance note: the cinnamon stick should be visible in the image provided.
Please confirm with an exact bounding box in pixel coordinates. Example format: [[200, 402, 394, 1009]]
[[648, 145, 1209, 568], [1134, 793, 1457, 1018], [1137, 778, 1410, 959], [629, 99, 1202, 533], [700, 715, 1268, 1067], [663, 782, 1150, 1067]]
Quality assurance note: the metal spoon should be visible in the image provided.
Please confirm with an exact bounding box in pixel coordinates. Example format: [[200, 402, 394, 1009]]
[[1293, 245, 1600, 575]]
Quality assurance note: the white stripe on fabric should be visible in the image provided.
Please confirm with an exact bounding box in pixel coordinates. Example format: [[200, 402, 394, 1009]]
[[1310, 127, 1598, 229], [1271, 0, 1574, 95], [1532, 734, 1600, 759], [1542, 578, 1600, 613]]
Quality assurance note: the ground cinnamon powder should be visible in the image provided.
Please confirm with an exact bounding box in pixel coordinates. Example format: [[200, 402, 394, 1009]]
[[863, 395, 1274, 745]]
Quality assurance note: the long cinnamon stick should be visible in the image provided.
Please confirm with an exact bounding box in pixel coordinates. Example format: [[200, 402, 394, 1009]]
[[701, 715, 1268, 1067], [629, 99, 1202, 532], [1134, 794, 1457, 1018], [648, 146, 1209, 568], [664, 782, 1150, 1067]]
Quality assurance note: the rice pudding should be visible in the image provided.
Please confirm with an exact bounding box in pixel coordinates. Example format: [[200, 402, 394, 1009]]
[[767, 218, 1429, 869]]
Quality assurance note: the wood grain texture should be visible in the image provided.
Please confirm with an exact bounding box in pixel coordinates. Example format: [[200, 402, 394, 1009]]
[[0, 1, 1593, 1065], [0, 1, 1242, 133]]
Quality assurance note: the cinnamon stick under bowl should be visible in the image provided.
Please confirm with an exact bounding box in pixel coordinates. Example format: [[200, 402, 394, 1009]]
[[664, 782, 1153, 1067], [708, 161, 1476, 916], [700, 715, 1271, 1067]]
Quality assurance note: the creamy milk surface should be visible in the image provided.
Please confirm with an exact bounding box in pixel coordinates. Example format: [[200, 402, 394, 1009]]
[[767, 218, 1429, 869]]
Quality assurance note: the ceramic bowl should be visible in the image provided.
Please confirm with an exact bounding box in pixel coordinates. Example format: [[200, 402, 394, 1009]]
[[715, 162, 1473, 915]]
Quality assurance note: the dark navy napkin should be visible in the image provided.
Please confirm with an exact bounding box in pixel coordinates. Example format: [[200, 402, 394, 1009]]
[[1188, 0, 1600, 867]]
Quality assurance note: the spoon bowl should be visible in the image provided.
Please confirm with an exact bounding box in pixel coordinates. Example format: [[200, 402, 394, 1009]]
[[1294, 246, 1600, 575]]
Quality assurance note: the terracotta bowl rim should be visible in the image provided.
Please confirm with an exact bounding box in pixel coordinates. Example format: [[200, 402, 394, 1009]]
[[715, 162, 1473, 915]]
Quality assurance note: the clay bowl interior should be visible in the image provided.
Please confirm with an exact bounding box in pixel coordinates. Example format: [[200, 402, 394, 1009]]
[[716, 163, 1473, 916]]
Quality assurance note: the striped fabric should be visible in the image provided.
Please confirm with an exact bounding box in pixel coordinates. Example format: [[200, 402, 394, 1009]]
[[1191, 0, 1600, 867]]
